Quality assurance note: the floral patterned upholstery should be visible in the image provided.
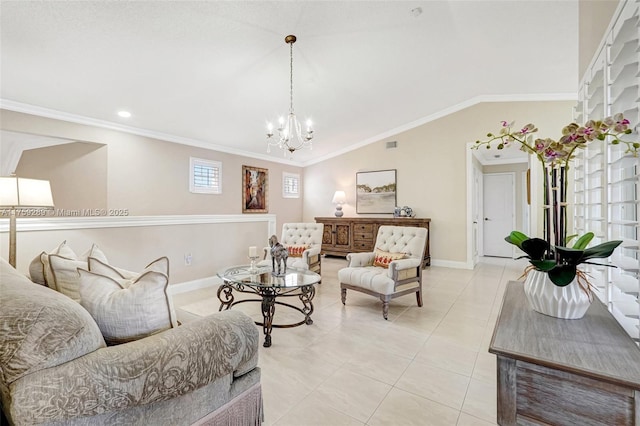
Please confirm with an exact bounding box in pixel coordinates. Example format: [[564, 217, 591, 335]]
[[0, 257, 262, 426]]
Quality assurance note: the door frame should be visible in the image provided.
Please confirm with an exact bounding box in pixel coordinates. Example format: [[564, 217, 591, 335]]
[[482, 172, 516, 258], [467, 143, 535, 267]]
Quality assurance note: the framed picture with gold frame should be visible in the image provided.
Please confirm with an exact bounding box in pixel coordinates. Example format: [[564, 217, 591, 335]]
[[242, 165, 268, 213]]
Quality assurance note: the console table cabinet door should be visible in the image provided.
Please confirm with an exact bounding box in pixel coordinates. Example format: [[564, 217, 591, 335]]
[[321, 222, 351, 254]]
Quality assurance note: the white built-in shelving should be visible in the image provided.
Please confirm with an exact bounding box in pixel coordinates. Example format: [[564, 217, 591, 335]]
[[574, 0, 640, 341]]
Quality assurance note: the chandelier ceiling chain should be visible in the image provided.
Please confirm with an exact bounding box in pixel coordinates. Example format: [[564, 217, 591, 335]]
[[266, 34, 314, 157]]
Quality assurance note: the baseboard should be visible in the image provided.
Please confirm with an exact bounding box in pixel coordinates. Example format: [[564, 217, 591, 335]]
[[168, 276, 221, 295], [430, 259, 474, 270]]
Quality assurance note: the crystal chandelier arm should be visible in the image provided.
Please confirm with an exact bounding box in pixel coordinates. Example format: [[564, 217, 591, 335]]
[[265, 34, 314, 157]]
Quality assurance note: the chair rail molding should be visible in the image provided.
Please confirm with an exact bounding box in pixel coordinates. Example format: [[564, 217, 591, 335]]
[[0, 214, 277, 236]]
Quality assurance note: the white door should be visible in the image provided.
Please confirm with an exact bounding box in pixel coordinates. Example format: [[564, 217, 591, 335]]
[[483, 173, 515, 257]]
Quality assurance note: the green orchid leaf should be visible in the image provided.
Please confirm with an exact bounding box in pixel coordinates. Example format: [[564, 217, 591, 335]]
[[565, 234, 578, 245], [548, 265, 577, 287], [530, 260, 556, 271], [581, 261, 618, 268], [582, 240, 622, 260], [555, 246, 584, 264], [505, 231, 529, 249], [572, 232, 594, 250], [521, 238, 549, 260]]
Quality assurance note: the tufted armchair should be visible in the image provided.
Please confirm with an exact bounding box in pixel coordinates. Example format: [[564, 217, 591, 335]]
[[338, 225, 428, 319], [261, 223, 324, 274]]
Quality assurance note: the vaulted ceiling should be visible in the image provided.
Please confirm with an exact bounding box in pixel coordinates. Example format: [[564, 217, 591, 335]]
[[0, 1, 578, 166]]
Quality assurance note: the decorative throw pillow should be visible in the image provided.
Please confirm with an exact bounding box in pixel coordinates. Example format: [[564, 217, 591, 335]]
[[79, 257, 173, 345], [284, 244, 309, 258], [1, 258, 106, 384], [87, 256, 139, 281], [28, 241, 77, 287], [47, 244, 109, 300], [373, 249, 406, 268]]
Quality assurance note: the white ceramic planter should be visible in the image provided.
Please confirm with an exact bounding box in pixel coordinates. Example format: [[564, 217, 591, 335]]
[[523, 269, 591, 319]]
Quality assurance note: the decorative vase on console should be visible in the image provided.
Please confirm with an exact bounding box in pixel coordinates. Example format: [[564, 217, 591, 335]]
[[474, 114, 638, 319]]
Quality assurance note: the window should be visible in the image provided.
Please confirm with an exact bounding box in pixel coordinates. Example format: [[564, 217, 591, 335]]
[[283, 172, 300, 198], [190, 157, 222, 194]]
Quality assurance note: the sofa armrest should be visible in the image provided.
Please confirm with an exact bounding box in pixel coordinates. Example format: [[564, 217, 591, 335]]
[[346, 252, 375, 267], [7, 310, 260, 425], [388, 257, 421, 278]]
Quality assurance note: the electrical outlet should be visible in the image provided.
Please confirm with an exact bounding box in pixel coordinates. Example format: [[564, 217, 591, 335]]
[[184, 253, 192, 266]]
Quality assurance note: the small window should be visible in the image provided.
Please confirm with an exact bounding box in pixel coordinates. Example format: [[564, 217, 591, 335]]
[[283, 172, 300, 198], [190, 157, 222, 194]]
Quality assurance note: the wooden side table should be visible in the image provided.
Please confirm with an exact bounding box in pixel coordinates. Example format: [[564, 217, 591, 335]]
[[490, 282, 640, 425]]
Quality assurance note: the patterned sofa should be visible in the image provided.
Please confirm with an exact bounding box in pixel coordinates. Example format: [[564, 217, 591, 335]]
[[0, 257, 263, 426]]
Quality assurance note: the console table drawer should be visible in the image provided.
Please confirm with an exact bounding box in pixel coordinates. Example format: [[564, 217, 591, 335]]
[[353, 232, 374, 242], [352, 240, 373, 251], [354, 223, 374, 233]]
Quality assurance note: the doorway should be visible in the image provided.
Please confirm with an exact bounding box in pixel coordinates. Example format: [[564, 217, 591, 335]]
[[483, 173, 515, 258]]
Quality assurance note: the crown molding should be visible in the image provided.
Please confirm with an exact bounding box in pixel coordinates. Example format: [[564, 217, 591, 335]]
[[301, 93, 578, 166], [1, 94, 576, 169], [0, 99, 303, 167]]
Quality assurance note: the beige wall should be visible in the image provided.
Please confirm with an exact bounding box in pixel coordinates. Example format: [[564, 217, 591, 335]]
[[578, 0, 620, 78], [17, 142, 108, 212], [1, 110, 303, 231], [1, 110, 300, 281], [302, 101, 576, 265], [0, 219, 271, 284]]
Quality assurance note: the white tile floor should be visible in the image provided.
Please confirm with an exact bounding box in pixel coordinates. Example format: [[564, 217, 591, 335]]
[[172, 256, 529, 426]]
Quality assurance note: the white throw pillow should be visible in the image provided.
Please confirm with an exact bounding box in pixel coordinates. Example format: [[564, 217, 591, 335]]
[[87, 256, 139, 280], [28, 241, 77, 287], [47, 244, 109, 301], [79, 257, 174, 345]]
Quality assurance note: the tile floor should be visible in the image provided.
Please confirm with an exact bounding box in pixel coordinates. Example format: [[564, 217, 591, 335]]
[[172, 256, 529, 426]]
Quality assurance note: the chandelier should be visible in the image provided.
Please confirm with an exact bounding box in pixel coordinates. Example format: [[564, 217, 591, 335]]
[[266, 35, 314, 156]]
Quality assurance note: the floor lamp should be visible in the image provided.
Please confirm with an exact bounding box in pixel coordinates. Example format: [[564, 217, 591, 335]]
[[0, 177, 54, 268]]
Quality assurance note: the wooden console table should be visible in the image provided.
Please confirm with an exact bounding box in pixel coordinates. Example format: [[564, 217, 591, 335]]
[[490, 282, 640, 425], [314, 217, 430, 267]]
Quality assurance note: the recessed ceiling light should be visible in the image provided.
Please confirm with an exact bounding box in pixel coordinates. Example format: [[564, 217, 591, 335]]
[[117, 110, 131, 118], [410, 7, 422, 17]]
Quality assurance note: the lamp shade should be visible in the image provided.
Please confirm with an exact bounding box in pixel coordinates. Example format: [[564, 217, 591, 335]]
[[332, 190, 346, 204], [0, 177, 54, 208]]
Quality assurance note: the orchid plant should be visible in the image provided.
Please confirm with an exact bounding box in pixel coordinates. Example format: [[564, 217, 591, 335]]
[[473, 114, 638, 288]]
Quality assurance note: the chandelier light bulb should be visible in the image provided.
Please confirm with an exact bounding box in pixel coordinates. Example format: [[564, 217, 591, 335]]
[[266, 34, 315, 157]]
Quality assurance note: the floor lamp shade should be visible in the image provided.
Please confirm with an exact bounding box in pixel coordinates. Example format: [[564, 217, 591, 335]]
[[0, 177, 55, 267]]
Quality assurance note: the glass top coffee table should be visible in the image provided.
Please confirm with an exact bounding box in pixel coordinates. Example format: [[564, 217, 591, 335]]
[[217, 265, 321, 347]]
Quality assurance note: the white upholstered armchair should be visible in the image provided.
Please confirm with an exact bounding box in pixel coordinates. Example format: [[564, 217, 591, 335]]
[[261, 223, 324, 274], [338, 225, 428, 319]]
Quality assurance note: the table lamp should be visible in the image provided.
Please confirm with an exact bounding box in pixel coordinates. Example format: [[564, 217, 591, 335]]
[[0, 177, 54, 267], [332, 190, 346, 217]]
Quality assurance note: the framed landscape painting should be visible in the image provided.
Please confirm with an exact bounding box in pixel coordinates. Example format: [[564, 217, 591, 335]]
[[242, 165, 268, 213], [356, 169, 397, 214]]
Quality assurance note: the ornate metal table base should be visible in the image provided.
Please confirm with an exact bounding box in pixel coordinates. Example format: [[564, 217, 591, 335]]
[[217, 282, 316, 347]]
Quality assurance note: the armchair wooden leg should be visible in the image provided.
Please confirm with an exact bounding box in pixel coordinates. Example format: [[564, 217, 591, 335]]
[[381, 298, 389, 320], [416, 289, 423, 307], [341, 288, 347, 305]]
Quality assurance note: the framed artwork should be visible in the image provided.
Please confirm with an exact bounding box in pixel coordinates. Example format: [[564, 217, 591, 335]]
[[356, 169, 397, 214], [242, 165, 268, 213]]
